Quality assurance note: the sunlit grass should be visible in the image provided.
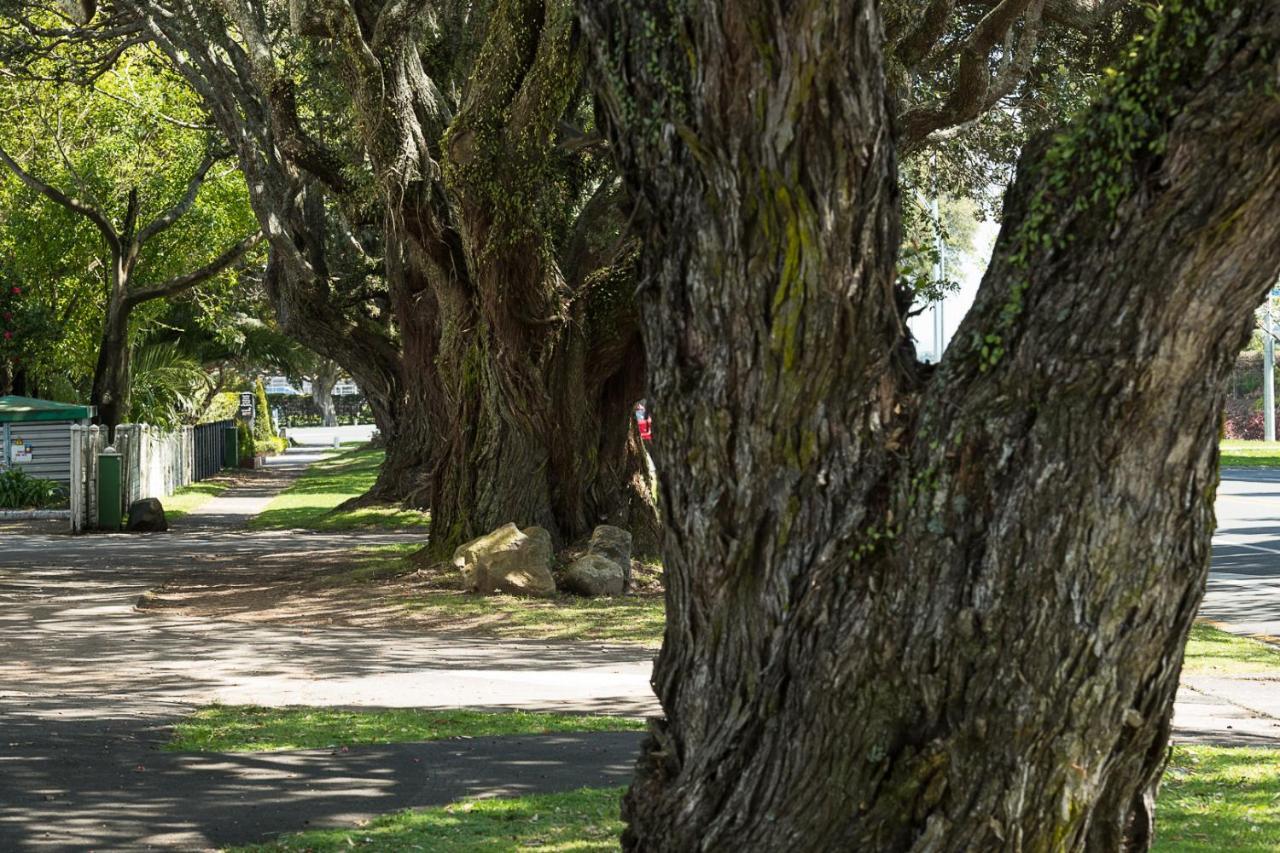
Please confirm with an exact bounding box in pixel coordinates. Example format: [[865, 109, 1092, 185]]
[[249, 448, 430, 531], [1183, 623, 1280, 676], [1220, 441, 1280, 468], [231, 786, 626, 852], [157, 480, 232, 521], [227, 744, 1280, 851], [1156, 746, 1280, 852], [168, 706, 643, 753], [404, 591, 665, 647]]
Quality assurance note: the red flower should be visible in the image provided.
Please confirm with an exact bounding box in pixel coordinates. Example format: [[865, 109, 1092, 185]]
[[2, 331, 11, 340], [10, 286, 20, 294]]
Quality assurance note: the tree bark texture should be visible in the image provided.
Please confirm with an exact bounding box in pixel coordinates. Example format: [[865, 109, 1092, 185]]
[[582, 0, 1280, 848], [90, 289, 132, 434], [303, 0, 655, 549], [310, 358, 341, 427]]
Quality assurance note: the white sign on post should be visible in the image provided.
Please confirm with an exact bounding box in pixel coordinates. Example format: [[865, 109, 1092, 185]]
[[10, 440, 32, 463]]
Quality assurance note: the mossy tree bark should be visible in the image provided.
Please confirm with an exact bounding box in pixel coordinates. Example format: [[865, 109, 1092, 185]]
[[582, 0, 1280, 848], [301, 0, 655, 549]]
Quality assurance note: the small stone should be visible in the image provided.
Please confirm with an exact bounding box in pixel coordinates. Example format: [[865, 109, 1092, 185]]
[[562, 553, 626, 597]]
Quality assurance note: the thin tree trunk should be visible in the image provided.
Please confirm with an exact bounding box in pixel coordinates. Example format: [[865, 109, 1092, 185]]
[[582, 0, 1280, 848], [90, 290, 132, 435], [310, 359, 340, 427]]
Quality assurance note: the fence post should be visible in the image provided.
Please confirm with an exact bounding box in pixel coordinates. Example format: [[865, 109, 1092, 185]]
[[86, 426, 100, 528], [69, 426, 83, 532]]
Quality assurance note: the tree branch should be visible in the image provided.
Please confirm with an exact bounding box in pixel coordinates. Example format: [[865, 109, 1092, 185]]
[[136, 150, 219, 244], [960, 0, 1128, 32], [899, 0, 1046, 152], [893, 0, 957, 67], [124, 230, 264, 307], [0, 141, 120, 251]]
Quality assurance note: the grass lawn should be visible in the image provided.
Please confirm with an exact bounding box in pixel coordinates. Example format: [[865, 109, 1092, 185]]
[[404, 590, 665, 646], [232, 787, 625, 852], [1220, 440, 1280, 468], [1183, 623, 1280, 676], [168, 706, 644, 752], [225, 744, 1280, 852], [159, 480, 232, 521], [249, 447, 431, 531], [1156, 746, 1280, 852]]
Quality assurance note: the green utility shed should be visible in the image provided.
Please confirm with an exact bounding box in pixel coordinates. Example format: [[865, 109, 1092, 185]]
[[0, 396, 93, 487]]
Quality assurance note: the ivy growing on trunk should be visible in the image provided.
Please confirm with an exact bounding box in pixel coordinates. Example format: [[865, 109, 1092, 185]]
[[581, 0, 1280, 848]]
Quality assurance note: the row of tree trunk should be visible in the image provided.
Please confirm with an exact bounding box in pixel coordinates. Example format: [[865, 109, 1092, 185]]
[[66, 1, 1280, 848]]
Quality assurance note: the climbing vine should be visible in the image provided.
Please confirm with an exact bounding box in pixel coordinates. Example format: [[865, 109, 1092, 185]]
[[975, 0, 1231, 372]]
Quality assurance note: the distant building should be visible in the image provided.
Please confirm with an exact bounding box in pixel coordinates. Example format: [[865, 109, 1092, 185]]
[[264, 376, 307, 396], [264, 375, 360, 397]]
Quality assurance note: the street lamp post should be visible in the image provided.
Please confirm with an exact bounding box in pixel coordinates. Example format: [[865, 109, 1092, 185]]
[[1267, 295, 1276, 442]]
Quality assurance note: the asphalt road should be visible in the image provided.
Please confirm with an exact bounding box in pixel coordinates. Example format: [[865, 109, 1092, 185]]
[[1204, 467, 1280, 639]]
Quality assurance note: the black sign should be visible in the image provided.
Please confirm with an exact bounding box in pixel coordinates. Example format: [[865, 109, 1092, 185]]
[[239, 392, 255, 420]]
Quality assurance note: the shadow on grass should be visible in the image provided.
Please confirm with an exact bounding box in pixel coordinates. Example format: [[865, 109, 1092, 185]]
[[249, 448, 430, 531], [1157, 746, 1280, 852]]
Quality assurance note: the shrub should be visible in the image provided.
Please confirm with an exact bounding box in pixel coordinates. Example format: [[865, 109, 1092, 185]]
[[253, 379, 275, 444], [0, 467, 65, 509], [237, 420, 254, 463], [201, 391, 240, 424], [254, 437, 286, 456], [1224, 397, 1269, 440]]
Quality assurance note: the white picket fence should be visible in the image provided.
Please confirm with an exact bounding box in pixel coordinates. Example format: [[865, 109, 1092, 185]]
[[69, 423, 199, 531]]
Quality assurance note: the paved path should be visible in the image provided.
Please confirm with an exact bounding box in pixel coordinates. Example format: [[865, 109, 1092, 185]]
[[176, 449, 332, 530], [0, 450, 653, 850], [3, 460, 1279, 849]]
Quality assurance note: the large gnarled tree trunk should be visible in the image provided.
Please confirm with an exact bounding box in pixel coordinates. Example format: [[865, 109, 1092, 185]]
[[304, 0, 656, 550], [117, 0, 655, 545], [583, 0, 1280, 848]]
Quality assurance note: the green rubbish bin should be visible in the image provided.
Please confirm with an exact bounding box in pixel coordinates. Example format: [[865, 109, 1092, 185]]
[[222, 426, 239, 469], [97, 447, 122, 531]]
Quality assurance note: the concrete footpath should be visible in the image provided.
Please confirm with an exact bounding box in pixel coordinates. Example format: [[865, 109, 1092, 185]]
[[0, 448, 653, 851], [1, 454, 1278, 849], [1171, 467, 1280, 746]]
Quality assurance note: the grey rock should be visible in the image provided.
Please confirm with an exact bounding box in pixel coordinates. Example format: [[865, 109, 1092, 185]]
[[563, 553, 626, 597], [561, 525, 634, 597], [452, 523, 556, 597], [126, 498, 168, 533], [589, 525, 632, 569]]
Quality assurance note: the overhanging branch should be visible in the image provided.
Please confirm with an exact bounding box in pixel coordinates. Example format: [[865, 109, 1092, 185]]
[[0, 141, 120, 252], [136, 150, 220, 244], [124, 230, 264, 307]]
